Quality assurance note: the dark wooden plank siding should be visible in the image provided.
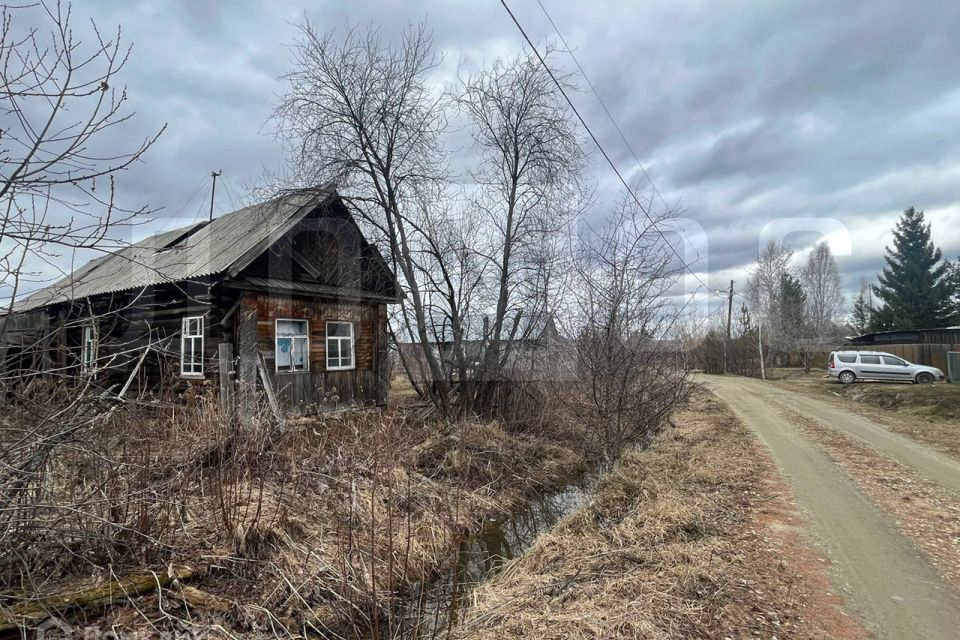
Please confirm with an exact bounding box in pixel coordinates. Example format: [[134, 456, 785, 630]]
[[15, 282, 242, 395], [241, 291, 385, 411], [864, 343, 960, 372]]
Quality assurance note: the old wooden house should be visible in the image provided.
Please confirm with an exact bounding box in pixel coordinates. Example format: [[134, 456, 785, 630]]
[[1, 189, 399, 412]]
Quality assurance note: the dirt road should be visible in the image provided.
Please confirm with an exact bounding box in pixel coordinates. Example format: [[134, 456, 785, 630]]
[[704, 374, 960, 640]]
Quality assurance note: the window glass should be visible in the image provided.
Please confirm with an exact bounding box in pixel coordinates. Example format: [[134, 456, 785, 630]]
[[328, 322, 352, 337], [837, 354, 857, 363], [181, 316, 204, 375], [82, 325, 96, 372], [276, 319, 309, 372], [326, 321, 355, 370], [277, 319, 308, 336], [882, 355, 907, 366], [276, 337, 292, 369], [859, 354, 881, 365]]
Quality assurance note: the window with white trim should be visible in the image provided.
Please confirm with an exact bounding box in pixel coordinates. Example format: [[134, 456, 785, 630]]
[[326, 321, 354, 370], [81, 324, 97, 372], [180, 316, 204, 376], [276, 319, 309, 372]]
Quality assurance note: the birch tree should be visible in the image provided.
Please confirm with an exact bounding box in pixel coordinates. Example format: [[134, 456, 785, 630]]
[[745, 240, 793, 369], [801, 241, 843, 346]]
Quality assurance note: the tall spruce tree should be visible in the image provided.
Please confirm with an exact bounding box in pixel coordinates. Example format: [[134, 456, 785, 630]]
[[777, 272, 807, 340], [871, 207, 951, 330], [850, 278, 873, 335], [946, 258, 960, 322]]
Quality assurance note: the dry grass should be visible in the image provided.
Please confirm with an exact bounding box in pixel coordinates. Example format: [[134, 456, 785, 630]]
[[0, 380, 592, 637], [453, 388, 862, 640], [769, 367, 960, 459]]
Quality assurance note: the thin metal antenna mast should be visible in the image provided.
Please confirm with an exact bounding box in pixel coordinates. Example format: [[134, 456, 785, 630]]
[[208, 170, 222, 222]]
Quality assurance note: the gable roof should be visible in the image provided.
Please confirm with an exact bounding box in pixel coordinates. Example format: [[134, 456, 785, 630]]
[[11, 188, 345, 313], [846, 327, 960, 344]]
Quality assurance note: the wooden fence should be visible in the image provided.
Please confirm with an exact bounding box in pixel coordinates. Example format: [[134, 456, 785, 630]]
[[854, 343, 960, 373]]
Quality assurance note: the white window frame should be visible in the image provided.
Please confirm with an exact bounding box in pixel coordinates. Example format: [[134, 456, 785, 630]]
[[326, 321, 355, 371], [180, 316, 205, 377], [275, 318, 310, 373], [81, 323, 97, 373]]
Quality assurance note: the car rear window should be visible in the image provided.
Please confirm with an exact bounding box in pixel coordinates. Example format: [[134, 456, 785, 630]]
[[859, 355, 881, 364], [837, 354, 857, 363]]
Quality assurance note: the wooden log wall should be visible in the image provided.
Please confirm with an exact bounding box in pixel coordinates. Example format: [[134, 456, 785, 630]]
[[31, 282, 241, 394], [6, 285, 390, 412]]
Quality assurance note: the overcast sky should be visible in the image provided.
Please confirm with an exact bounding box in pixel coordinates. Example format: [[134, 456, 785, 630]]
[[17, 0, 960, 313]]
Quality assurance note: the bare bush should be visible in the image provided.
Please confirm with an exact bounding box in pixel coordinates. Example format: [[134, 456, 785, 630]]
[[561, 189, 691, 459]]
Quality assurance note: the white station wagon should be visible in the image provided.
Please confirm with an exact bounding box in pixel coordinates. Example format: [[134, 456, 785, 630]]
[[827, 350, 945, 385]]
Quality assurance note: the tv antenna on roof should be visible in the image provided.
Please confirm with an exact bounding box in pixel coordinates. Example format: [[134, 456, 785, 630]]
[[208, 170, 222, 222]]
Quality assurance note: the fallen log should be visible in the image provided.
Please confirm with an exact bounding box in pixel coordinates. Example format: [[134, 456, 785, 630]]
[[176, 585, 232, 613], [0, 565, 195, 632]]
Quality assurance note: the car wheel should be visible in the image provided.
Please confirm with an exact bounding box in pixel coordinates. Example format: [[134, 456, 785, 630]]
[[838, 371, 856, 385], [916, 372, 935, 384]]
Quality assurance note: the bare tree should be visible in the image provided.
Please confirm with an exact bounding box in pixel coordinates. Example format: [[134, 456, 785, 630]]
[[409, 199, 488, 399], [0, 1, 164, 326], [801, 241, 843, 346], [0, 0, 163, 404], [275, 28, 590, 417], [0, 3, 173, 622], [456, 49, 585, 410], [745, 240, 794, 374]]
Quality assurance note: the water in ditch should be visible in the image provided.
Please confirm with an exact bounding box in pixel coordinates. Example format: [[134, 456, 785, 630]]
[[395, 467, 604, 637]]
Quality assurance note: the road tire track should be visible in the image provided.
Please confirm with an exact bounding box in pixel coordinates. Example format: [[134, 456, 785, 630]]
[[704, 375, 960, 640]]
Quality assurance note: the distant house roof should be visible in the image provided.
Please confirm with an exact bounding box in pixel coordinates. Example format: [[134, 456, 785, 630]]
[[425, 312, 560, 345], [846, 327, 960, 345], [10, 188, 377, 313]]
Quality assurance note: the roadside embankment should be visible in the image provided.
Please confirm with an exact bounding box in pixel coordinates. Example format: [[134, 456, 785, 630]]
[[454, 389, 864, 639]]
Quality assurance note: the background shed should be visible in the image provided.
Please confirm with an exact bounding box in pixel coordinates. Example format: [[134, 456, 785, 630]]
[[845, 328, 960, 375]]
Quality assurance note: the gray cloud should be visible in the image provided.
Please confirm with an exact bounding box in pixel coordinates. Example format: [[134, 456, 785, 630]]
[[14, 0, 960, 311]]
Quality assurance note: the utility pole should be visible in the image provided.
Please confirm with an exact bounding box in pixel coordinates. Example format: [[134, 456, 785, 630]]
[[723, 280, 734, 374], [208, 170, 222, 222], [758, 315, 766, 380]]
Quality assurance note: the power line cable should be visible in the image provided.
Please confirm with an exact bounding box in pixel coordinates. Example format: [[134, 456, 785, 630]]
[[534, 0, 674, 219], [535, 1, 754, 307], [156, 176, 209, 233], [498, 0, 726, 299], [220, 175, 240, 213]]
